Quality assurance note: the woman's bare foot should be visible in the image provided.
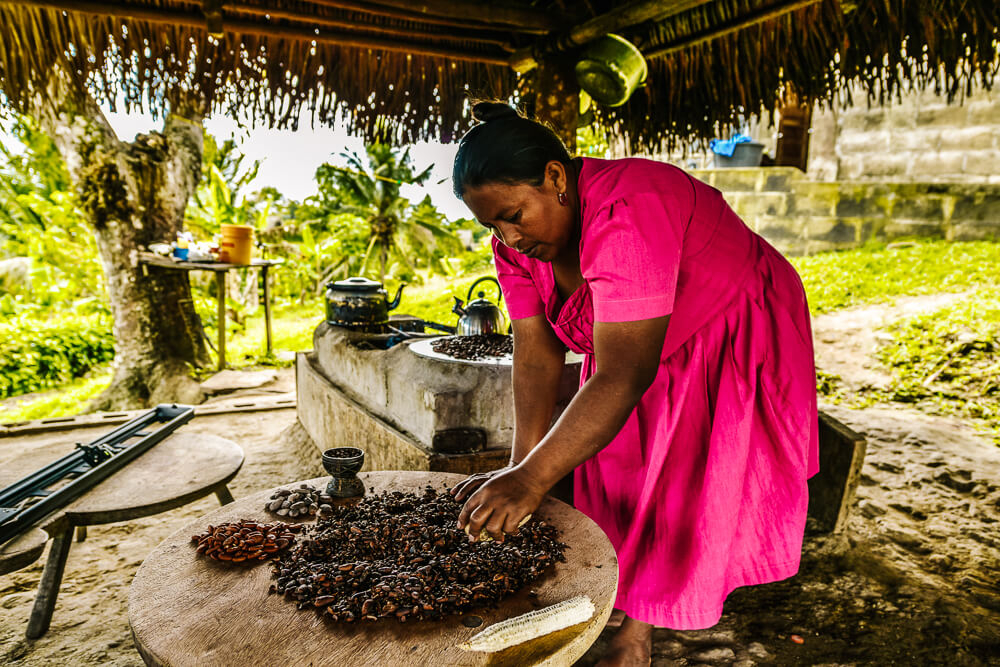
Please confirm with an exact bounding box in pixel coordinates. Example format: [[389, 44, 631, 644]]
[[595, 615, 653, 667]]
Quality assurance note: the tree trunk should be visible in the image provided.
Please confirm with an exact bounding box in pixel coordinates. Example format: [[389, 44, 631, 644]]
[[33, 89, 211, 410]]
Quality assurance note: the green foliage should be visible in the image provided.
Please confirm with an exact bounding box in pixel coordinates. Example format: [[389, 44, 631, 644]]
[[306, 144, 459, 284], [185, 133, 272, 239], [0, 116, 106, 319], [790, 240, 1000, 314], [453, 237, 495, 275], [223, 301, 324, 367], [0, 116, 71, 196], [0, 371, 111, 425], [0, 313, 114, 399], [396, 270, 510, 329], [0, 116, 113, 406]]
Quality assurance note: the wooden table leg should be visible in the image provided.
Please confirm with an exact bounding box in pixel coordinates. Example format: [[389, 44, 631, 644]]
[[215, 485, 235, 505], [26, 526, 74, 639], [75, 526, 87, 542], [216, 271, 226, 371], [262, 265, 273, 356]]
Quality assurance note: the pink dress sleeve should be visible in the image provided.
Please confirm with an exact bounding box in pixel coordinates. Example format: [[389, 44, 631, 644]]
[[492, 236, 545, 320], [581, 190, 686, 322]]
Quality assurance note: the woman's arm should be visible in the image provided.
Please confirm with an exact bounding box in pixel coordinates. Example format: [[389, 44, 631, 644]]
[[458, 314, 670, 540], [509, 315, 568, 465], [452, 314, 565, 502]]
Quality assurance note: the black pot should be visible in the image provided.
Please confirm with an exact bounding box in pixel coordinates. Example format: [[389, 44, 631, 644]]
[[325, 277, 404, 329]]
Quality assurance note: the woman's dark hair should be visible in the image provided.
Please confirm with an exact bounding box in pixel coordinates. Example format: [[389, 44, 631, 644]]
[[452, 101, 571, 198]]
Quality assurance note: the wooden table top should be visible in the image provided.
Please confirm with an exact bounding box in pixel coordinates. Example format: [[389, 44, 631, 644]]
[[138, 252, 283, 272], [129, 471, 618, 667], [0, 431, 244, 543], [0, 431, 243, 575], [0, 528, 48, 576]]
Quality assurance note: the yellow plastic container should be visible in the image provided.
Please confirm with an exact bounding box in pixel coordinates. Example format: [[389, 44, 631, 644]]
[[219, 224, 253, 265]]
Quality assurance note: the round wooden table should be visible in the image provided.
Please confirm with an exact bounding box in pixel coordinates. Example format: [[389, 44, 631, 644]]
[[0, 528, 49, 576], [0, 431, 244, 639], [130, 471, 618, 667]]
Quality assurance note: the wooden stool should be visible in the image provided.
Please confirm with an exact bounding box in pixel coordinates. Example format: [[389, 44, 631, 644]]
[[0, 431, 244, 639], [0, 528, 48, 576], [130, 470, 618, 667]]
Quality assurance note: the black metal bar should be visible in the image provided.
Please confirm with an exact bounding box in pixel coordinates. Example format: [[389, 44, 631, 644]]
[[421, 320, 457, 334], [0, 404, 194, 546], [0, 407, 171, 504], [0, 451, 89, 503]]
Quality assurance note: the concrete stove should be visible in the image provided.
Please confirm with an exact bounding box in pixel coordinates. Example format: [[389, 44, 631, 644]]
[[297, 321, 581, 476], [297, 320, 867, 533]]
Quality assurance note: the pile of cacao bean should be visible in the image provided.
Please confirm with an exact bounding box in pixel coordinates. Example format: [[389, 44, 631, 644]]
[[191, 520, 302, 562], [431, 334, 513, 361], [270, 486, 565, 623], [264, 483, 335, 519]]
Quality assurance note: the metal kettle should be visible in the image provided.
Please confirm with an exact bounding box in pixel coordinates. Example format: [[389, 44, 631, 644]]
[[452, 277, 506, 336], [325, 276, 404, 329]]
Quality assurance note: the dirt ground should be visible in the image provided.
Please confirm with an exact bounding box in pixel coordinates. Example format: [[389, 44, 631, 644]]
[[2, 294, 1000, 665]]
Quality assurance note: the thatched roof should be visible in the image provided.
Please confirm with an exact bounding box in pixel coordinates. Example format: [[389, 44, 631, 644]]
[[0, 0, 997, 151]]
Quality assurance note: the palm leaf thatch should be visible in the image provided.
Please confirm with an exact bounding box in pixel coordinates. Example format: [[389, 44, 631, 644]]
[[0, 0, 996, 152]]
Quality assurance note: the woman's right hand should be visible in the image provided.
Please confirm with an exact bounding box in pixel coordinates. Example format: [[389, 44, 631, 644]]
[[450, 464, 515, 503]]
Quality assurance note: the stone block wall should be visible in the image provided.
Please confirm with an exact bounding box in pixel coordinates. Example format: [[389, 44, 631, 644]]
[[691, 167, 1000, 255], [809, 84, 1000, 183]]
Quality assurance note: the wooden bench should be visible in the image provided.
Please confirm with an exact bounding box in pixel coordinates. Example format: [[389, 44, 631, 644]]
[[807, 411, 867, 534]]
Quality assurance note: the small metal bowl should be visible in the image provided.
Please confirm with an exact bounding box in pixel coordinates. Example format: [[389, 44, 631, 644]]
[[322, 447, 365, 498]]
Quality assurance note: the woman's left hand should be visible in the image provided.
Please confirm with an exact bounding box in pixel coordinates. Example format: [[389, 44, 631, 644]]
[[457, 465, 548, 542]]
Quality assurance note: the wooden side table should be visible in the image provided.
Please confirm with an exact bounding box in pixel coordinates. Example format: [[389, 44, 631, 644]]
[[130, 471, 619, 667], [0, 528, 48, 576], [138, 252, 283, 369], [0, 431, 244, 639]]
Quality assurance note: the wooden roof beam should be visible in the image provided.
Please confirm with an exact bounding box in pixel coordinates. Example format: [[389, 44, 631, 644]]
[[353, 0, 559, 31], [509, 0, 712, 72], [6, 0, 512, 65], [307, 0, 559, 33], [645, 0, 824, 60], [228, 2, 516, 50]]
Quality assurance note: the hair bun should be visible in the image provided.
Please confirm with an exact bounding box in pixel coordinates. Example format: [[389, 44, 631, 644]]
[[471, 101, 519, 123]]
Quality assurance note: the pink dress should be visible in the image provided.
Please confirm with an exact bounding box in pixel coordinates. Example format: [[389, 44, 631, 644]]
[[493, 157, 819, 629]]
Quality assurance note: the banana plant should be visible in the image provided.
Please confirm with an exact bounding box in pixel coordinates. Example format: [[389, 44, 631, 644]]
[[0, 117, 105, 316]]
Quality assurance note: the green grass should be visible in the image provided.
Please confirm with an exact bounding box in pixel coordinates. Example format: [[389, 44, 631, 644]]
[[790, 240, 1000, 314], [5, 239, 1000, 429], [877, 287, 1000, 441], [217, 271, 506, 367], [0, 368, 111, 424], [220, 301, 325, 368], [820, 286, 1000, 443], [392, 270, 506, 329]]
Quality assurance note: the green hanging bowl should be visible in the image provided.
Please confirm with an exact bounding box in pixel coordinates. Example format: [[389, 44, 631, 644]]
[[575, 34, 648, 107]]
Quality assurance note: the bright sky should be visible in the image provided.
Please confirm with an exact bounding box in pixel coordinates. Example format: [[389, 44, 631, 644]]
[[101, 107, 472, 221]]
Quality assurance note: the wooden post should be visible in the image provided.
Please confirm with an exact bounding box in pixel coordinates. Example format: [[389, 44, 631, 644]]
[[26, 525, 74, 638], [775, 89, 813, 172], [262, 265, 273, 357], [534, 57, 580, 154], [216, 271, 227, 370], [214, 484, 235, 505]]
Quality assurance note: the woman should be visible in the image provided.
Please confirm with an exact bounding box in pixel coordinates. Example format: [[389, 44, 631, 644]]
[[451, 102, 818, 666]]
